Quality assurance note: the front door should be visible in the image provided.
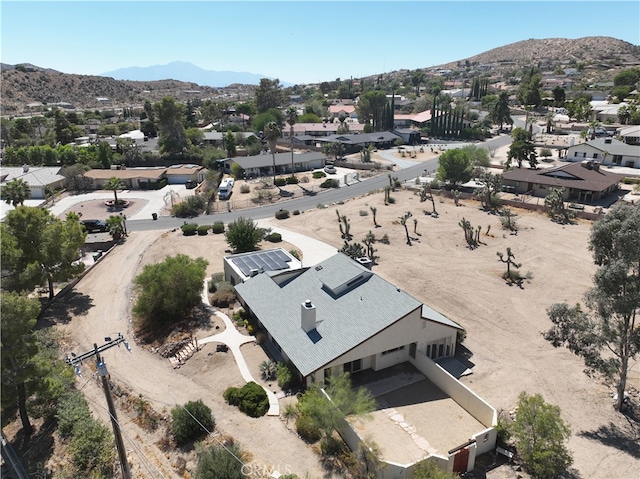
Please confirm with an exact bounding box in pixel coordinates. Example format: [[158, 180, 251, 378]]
[[409, 342, 417, 359]]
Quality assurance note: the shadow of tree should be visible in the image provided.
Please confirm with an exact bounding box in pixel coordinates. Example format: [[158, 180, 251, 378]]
[[578, 417, 640, 459], [38, 291, 95, 325]]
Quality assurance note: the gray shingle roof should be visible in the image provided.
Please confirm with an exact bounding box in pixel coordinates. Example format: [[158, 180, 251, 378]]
[[235, 253, 423, 376], [502, 162, 623, 192], [230, 151, 325, 169]]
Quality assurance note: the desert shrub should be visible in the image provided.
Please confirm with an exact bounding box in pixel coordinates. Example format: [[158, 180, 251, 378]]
[[359, 209, 368, 216], [275, 209, 290, 220], [387, 196, 396, 204], [67, 415, 115, 476], [181, 223, 198, 236], [295, 414, 321, 443], [286, 176, 299, 184], [196, 443, 244, 479], [57, 391, 92, 438], [267, 232, 282, 242], [320, 435, 343, 456], [232, 308, 250, 323], [252, 190, 274, 204], [172, 194, 206, 217], [289, 249, 301, 260], [320, 179, 339, 189], [171, 399, 215, 446], [277, 362, 294, 390], [379, 234, 390, 244], [274, 177, 287, 186], [260, 360, 278, 381], [223, 382, 269, 417], [197, 225, 209, 235], [312, 171, 326, 179], [211, 221, 225, 234], [299, 175, 310, 183], [240, 183, 251, 194], [211, 289, 236, 307], [292, 209, 300, 215]]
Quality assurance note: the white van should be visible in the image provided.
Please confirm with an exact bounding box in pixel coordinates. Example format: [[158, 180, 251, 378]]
[[218, 178, 235, 200]]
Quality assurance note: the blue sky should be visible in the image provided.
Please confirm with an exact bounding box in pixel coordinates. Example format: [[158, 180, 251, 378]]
[[2, 1, 639, 85]]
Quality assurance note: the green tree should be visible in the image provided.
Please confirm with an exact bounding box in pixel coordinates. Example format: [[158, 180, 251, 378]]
[[613, 68, 640, 87], [103, 176, 125, 205], [357, 90, 387, 131], [0, 292, 43, 435], [286, 106, 299, 177], [106, 214, 126, 240], [552, 86, 566, 107], [566, 97, 592, 122], [1, 178, 31, 207], [61, 164, 92, 192], [196, 443, 245, 479], [512, 392, 573, 478], [436, 148, 472, 187], [255, 78, 284, 113], [171, 399, 215, 446], [492, 92, 513, 130], [411, 70, 425, 98], [297, 372, 375, 441], [186, 127, 205, 147], [461, 144, 490, 171], [413, 459, 458, 479], [224, 130, 237, 157], [133, 254, 208, 328], [506, 127, 537, 169], [1, 207, 86, 298], [263, 121, 281, 184], [544, 204, 640, 412], [154, 96, 188, 155], [225, 217, 264, 253]]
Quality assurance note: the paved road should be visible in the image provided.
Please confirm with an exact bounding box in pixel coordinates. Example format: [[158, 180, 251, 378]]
[[127, 129, 518, 233]]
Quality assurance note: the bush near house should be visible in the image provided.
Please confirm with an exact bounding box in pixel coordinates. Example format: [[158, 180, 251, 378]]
[[312, 171, 327, 179], [181, 223, 198, 236], [274, 177, 287, 187], [295, 414, 321, 443], [286, 176, 299, 184], [267, 232, 282, 242], [211, 221, 225, 234], [223, 381, 269, 417], [320, 179, 339, 189], [171, 400, 215, 446], [275, 209, 289, 220], [197, 225, 209, 235]]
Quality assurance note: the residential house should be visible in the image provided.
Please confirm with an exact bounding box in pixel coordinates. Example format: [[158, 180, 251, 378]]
[[219, 151, 326, 178], [163, 164, 208, 185], [328, 104, 357, 120], [234, 252, 497, 476], [316, 131, 403, 154], [617, 125, 640, 145], [223, 248, 303, 285], [394, 110, 433, 129], [590, 101, 626, 122], [502, 161, 623, 203], [287, 122, 366, 138], [1, 164, 66, 200], [202, 131, 257, 146], [566, 137, 640, 168], [84, 167, 166, 190]]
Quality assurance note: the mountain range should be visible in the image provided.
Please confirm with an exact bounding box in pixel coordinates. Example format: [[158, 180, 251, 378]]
[[101, 61, 282, 87]]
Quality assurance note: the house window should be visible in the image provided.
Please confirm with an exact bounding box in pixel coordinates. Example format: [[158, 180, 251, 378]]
[[582, 152, 587, 158], [381, 345, 405, 356], [574, 152, 579, 157], [593, 153, 598, 159], [343, 359, 362, 373], [613, 155, 622, 165]]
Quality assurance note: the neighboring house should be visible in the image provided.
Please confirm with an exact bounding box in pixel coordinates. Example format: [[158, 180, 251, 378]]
[[223, 248, 303, 285], [234, 253, 497, 476], [163, 164, 208, 185], [565, 137, 640, 168], [84, 167, 166, 190], [502, 161, 624, 203], [219, 151, 326, 178], [235, 253, 464, 387], [328, 104, 357, 120], [202, 131, 257, 146], [0, 165, 66, 199], [392, 128, 422, 145], [288, 122, 366, 138], [617, 125, 640, 145], [394, 110, 433, 129], [590, 101, 626, 122], [317, 131, 403, 153]]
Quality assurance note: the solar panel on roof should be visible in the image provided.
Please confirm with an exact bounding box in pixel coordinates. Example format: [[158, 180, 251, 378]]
[[232, 251, 291, 277]]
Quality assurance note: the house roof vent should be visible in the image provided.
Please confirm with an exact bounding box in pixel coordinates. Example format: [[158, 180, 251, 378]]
[[604, 138, 612, 144]]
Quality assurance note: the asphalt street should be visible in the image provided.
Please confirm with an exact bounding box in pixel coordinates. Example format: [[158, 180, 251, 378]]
[[127, 127, 518, 233]]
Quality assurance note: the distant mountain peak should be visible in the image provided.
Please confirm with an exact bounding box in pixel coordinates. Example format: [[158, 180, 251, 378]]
[[100, 61, 288, 87]]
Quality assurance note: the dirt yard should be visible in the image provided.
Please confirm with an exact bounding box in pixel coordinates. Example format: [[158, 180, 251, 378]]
[[41, 165, 639, 478]]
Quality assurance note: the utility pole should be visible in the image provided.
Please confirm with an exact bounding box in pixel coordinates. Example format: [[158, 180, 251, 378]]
[[66, 334, 132, 479]]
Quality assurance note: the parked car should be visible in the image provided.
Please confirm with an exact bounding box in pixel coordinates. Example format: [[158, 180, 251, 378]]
[[80, 219, 108, 233], [324, 165, 337, 174]]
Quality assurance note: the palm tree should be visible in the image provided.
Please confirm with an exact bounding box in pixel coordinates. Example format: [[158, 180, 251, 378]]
[[263, 121, 281, 184], [106, 215, 125, 240], [286, 107, 298, 178], [1, 178, 31, 207], [104, 177, 125, 205]]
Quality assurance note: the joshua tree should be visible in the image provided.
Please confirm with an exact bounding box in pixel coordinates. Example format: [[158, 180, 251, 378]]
[[413, 218, 419, 236], [499, 207, 518, 232], [453, 188, 461, 206], [399, 211, 413, 245], [369, 206, 378, 227], [419, 183, 438, 216], [544, 187, 575, 224], [384, 186, 391, 205], [497, 247, 522, 283], [336, 210, 351, 240], [362, 231, 378, 263], [104, 177, 125, 205], [459, 217, 478, 249]]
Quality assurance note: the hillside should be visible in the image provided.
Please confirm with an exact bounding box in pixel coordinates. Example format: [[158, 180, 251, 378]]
[[438, 36, 640, 69], [0, 69, 225, 114]]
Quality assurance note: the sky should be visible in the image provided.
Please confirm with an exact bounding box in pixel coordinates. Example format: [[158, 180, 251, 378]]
[[2, 1, 639, 85]]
